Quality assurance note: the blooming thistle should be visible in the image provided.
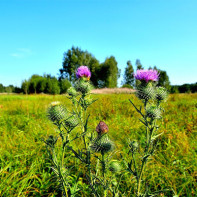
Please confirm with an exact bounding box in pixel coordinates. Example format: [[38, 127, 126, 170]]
[[76, 66, 91, 80], [134, 69, 159, 83]]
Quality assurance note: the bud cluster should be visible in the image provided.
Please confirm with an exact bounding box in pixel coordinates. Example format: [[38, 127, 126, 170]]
[[135, 69, 168, 120]]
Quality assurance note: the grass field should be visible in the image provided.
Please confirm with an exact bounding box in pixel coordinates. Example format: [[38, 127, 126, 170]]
[[0, 93, 197, 196]]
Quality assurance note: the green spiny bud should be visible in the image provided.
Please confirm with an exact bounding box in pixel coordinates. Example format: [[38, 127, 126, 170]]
[[47, 102, 78, 131], [90, 135, 114, 154], [67, 87, 77, 97], [109, 160, 121, 173], [63, 114, 79, 130], [47, 102, 69, 124], [156, 86, 168, 101], [74, 79, 92, 95], [146, 105, 161, 119], [136, 83, 156, 101], [129, 140, 139, 152]]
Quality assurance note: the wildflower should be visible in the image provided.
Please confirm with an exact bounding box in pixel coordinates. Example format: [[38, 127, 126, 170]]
[[134, 69, 159, 83], [76, 66, 91, 80], [96, 121, 109, 135]]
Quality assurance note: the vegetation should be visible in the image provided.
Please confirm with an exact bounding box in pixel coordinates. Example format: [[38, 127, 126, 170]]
[[21, 74, 71, 95], [0, 93, 196, 196], [171, 83, 197, 93], [59, 46, 120, 88]]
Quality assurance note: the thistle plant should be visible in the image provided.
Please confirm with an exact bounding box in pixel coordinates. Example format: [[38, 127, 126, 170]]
[[125, 69, 168, 196], [44, 66, 119, 196]]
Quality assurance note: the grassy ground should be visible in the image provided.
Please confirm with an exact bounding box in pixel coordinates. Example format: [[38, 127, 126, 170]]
[[0, 93, 196, 196]]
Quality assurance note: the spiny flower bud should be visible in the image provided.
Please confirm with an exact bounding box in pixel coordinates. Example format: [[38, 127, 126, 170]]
[[96, 121, 109, 135], [156, 87, 168, 101], [109, 160, 121, 173], [47, 102, 78, 130], [74, 79, 92, 95], [47, 102, 68, 124], [67, 87, 77, 97], [129, 140, 139, 152], [136, 83, 156, 101], [90, 135, 114, 154], [146, 105, 161, 119], [63, 114, 79, 130]]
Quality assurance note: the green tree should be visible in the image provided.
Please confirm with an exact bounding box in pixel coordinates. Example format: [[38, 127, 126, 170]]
[[0, 84, 4, 93], [37, 77, 47, 93], [136, 59, 144, 70], [59, 46, 100, 87], [21, 80, 29, 94], [29, 75, 41, 94], [153, 66, 170, 90], [99, 56, 119, 88], [59, 79, 71, 94], [170, 86, 179, 93], [123, 60, 134, 87], [45, 76, 60, 95]]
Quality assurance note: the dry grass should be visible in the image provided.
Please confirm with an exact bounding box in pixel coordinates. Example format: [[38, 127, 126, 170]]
[[91, 88, 135, 94]]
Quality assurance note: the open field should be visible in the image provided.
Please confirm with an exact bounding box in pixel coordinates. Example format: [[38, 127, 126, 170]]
[[0, 93, 197, 196]]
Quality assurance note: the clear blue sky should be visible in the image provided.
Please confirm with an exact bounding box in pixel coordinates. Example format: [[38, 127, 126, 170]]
[[0, 0, 197, 87]]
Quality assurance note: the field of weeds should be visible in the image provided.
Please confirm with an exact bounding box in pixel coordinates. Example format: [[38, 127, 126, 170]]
[[0, 93, 196, 196]]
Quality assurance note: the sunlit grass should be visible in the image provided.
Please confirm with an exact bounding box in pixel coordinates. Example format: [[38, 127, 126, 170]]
[[0, 93, 196, 196]]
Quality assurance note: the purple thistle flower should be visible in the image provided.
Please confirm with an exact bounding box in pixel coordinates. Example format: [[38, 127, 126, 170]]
[[134, 69, 159, 83], [76, 66, 91, 79]]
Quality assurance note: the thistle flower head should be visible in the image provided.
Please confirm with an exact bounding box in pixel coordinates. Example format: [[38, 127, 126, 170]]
[[76, 66, 91, 80], [134, 69, 159, 83], [156, 86, 168, 101], [90, 135, 114, 154], [109, 160, 121, 173], [146, 104, 161, 119], [96, 121, 109, 135]]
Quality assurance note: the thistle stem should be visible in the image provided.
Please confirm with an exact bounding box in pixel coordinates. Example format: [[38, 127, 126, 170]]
[[101, 152, 105, 178]]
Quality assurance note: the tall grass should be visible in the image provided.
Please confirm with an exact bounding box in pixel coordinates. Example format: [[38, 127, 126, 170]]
[[0, 94, 196, 196]]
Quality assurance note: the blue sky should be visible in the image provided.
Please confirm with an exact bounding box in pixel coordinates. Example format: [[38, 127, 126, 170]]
[[0, 0, 197, 87]]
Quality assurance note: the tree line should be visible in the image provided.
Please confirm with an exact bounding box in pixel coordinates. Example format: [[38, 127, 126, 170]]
[[1, 46, 196, 94], [170, 83, 197, 93], [21, 74, 71, 95]]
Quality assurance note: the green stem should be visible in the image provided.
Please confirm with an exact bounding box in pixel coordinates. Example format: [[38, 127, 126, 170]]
[[137, 161, 146, 196], [101, 152, 105, 178]]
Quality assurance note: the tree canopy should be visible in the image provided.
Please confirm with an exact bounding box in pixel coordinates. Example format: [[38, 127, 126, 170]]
[[122, 60, 134, 88], [59, 46, 120, 88], [21, 74, 71, 95]]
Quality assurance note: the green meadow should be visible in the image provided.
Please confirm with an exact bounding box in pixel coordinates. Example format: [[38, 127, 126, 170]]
[[0, 93, 196, 196]]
